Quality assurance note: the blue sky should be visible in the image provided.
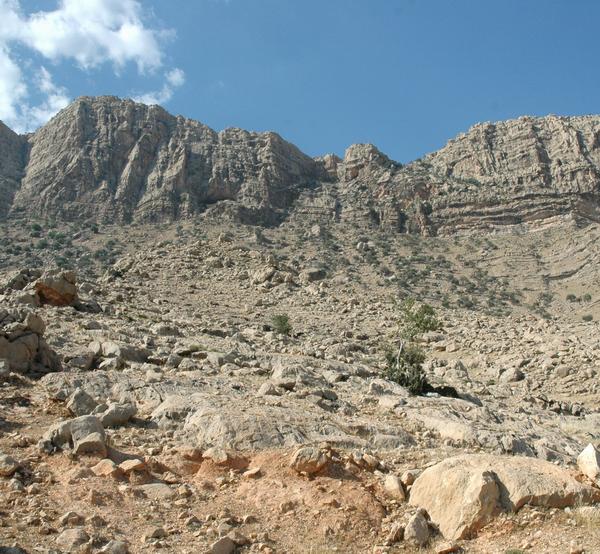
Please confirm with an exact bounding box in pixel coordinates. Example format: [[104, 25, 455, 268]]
[[1, 1, 599, 162]]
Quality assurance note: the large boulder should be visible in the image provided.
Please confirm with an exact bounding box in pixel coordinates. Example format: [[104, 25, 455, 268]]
[[0, 308, 61, 373], [409, 454, 600, 540], [39, 415, 106, 457], [33, 269, 78, 306]]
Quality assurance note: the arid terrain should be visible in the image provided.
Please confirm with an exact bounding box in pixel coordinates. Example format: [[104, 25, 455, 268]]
[[3, 98, 600, 553]]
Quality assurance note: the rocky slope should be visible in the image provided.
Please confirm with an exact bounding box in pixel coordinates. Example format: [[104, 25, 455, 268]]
[[3, 97, 600, 234], [2, 220, 600, 553]]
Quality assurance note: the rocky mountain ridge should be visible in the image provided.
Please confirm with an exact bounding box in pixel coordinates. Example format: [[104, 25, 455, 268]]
[[3, 96, 600, 234]]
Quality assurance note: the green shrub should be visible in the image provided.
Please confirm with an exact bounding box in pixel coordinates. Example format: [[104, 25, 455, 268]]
[[384, 345, 427, 395], [583, 293, 592, 302], [397, 298, 441, 340], [583, 314, 593, 322], [271, 314, 292, 336], [383, 298, 441, 395], [566, 293, 577, 302]]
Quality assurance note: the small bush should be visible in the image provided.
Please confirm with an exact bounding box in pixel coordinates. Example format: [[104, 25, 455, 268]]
[[566, 293, 577, 302], [271, 314, 292, 336], [583, 314, 593, 322], [583, 293, 592, 302], [384, 345, 427, 395], [398, 298, 441, 340]]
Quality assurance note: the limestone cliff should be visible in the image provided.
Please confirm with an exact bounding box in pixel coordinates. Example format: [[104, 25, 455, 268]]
[[4, 97, 600, 234]]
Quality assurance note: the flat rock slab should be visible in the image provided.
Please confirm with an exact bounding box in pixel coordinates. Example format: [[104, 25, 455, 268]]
[[409, 453, 600, 540], [137, 483, 176, 501]]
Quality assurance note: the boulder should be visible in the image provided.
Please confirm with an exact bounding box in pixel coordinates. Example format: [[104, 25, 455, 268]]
[[40, 415, 106, 456], [290, 446, 328, 475], [99, 341, 149, 363], [66, 388, 98, 416], [211, 537, 236, 554], [0, 359, 9, 381], [92, 459, 122, 478], [99, 540, 129, 554], [137, 483, 176, 501], [0, 452, 20, 477], [55, 528, 90, 551], [409, 454, 600, 540], [499, 366, 525, 383], [300, 267, 326, 282], [97, 402, 137, 427], [33, 270, 78, 306], [0, 308, 61, 374], [577, 443, 600, 484], [383, 474, 406, 501], [404, 509, 431, 546]]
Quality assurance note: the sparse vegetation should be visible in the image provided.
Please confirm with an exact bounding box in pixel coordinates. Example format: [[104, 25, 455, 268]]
[[271, 314, 292, 336], [384, 298, 440, 395], [384, 343, 427, 395]]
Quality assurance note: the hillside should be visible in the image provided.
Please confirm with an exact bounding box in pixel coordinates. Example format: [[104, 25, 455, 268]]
[[3, 100, 600, 553]]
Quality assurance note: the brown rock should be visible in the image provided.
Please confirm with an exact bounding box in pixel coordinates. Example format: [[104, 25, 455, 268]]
[[34, 270, 78, 306]]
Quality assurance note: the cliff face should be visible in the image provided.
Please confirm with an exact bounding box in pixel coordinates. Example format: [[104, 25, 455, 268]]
[[423, 115, 600, 233], [5, 97, 600, 234], [11, 96, 325, 224], [0, 121, 26, 218]]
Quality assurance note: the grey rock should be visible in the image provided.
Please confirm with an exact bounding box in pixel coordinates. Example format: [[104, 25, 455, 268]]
[[98, 402, 137, 427], [289, 446, 328, 474], [40, 415, 106, 456], [55, 528, 90, 551], [404, 510, 430, 546], [211, 536, 236, 554], [98, 540, 129, 554], [66, 388, 98, 417], [0, 452, 20, 477]]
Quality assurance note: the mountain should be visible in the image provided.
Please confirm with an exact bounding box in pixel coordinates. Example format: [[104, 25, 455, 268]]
[[4, 96, 600, 234]]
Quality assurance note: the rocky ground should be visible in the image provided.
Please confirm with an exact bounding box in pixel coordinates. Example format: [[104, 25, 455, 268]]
[[3, 217, 600, 553]]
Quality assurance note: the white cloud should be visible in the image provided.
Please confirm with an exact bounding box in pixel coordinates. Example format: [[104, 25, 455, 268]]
[[25, 67, 70, 130], [166, 67, 185, 88], [133, 67, 185, 105], [0, 0, 182, 132], [0, 46, 27, 125]]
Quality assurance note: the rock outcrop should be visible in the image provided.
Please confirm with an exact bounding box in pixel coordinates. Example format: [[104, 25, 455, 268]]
[[0, 308, 61, 374], [3, 98, 600, 234], [409, 453, 600, 540]]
